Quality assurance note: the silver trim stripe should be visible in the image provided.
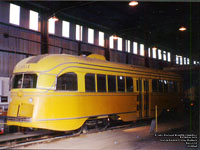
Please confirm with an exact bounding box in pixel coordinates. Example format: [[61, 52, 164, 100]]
[[36, 111, 137, 122]]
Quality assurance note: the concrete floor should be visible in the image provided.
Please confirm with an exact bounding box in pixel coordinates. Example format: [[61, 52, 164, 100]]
[[17, 120, 195, 150]]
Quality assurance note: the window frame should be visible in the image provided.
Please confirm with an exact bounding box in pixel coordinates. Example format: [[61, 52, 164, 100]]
[[108, 75, 116, 92], [9, 4, 20, 26], [97, 74, 106, 92], [88, 28, 94, 44], [117, 76, 125, 92], [99, 31, 104, 47], [56, 72, 78, 91], [126, 77, 133, 92], [29, 10, 39, 31], [85, 73, 96, 92], [62, 20, 70, 38], [12, 73, 38, 89]]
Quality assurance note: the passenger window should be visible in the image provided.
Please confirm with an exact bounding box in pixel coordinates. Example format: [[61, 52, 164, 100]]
[[152, 79, 158, 92], [136, 80, 142, 91], [12, 74, 23, 88], [158, 80, 163, 92], [168, 81, 174, 92], [117, 76, 125, 92], [97, 74, 106, 92], [57, 72, 77, 91], [126, 77, 133, 92], [85, 73, 96, 92], [12, 74, 37, 89], [23, 74, 37, 88], [163, 80, 168, 92], [144, 80, 149, 91], [108, 75, 116, 92], [174, 81, 177, 92]]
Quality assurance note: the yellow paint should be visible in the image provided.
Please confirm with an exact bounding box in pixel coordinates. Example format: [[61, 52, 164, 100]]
[[7, 54, 182, 131]]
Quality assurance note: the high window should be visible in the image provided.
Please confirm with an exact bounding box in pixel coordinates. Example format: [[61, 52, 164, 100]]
[[187, 58, 190, 64], [29, 10, 38, 31], [62, 21, 70, 38], [88, 28, 94, 44], [125, 40, 130, 53], [163, 51, 167, 61], [176, 55, 183, 65], [85, 73, 95, 92], [176, 55, 179, 64], [109, 36, 114, 49], [180, 56, 183, 65], [99, 31, 104, 47], [183, 57, 187, 65], [148, 48, 151, 57], [140, 44, 144, 56], [48, 18, 55, 34], [133, 42, 138, 54], [9, 4, 20, 25], [152, 48, 157, 59], [117, 37, 122, 51], [76, 24, 82, 41], [158, 49, 162, 60], [167, 52, 171, 62], [56, 73, 77, 91]]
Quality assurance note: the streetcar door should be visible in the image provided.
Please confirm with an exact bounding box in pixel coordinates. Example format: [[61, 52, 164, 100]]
[[144, 80, 149, 117], [137, 79, 142, 118]]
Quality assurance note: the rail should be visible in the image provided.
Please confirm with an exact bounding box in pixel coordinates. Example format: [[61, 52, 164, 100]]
[[0, 119, 151, 149]]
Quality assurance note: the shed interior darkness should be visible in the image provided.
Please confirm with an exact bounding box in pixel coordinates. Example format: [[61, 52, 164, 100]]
[[14, 1, 200, 60], [0, 1, 199, 78]]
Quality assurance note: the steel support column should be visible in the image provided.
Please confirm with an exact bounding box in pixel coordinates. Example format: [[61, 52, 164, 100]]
[[104, 34, 110, 61], [40, 13, 49, 54]]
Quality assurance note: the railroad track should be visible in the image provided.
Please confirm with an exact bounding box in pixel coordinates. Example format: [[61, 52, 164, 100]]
[[0, 119, 151, 149]]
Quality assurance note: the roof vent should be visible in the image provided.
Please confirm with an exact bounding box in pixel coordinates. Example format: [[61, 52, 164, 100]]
[[87, 54, 106, 61], [27, 54, 48, 63]]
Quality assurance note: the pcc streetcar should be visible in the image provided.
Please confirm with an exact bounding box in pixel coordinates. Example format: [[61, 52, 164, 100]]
[[7, 54, 182, 131]]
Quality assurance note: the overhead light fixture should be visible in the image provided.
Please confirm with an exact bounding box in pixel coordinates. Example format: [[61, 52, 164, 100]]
[[152, 46, 157, 50], [113, 35, 118, 40], [129, 1, 138, 7], [179, 26, 186, 31], [50, 15, 59, 22]]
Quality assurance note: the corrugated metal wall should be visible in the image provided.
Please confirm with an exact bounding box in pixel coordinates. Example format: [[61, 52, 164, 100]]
[[0, 1, 173, 77]]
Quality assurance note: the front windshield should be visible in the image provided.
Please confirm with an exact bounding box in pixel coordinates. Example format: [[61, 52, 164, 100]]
[[12, 74, 37, 89]]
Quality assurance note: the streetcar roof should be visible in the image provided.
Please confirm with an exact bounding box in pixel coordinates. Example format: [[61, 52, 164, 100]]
[[13, 54, 181, 79]]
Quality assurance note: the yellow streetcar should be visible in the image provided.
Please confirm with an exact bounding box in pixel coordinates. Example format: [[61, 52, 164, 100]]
[[7, 54, 182, 131]]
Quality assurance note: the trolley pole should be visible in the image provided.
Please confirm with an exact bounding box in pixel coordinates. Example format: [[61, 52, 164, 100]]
[[155, 105, 158, 132]]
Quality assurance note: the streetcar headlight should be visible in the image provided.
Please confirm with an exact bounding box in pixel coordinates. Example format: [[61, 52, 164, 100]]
[[29, 98, 33, 103]]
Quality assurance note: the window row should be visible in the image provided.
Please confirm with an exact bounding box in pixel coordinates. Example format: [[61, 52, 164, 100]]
[[175, 55, 199, 65], [9, 3, 198, 64], [8, 3, 169, 60], [11, 73, 179, 94], [148, 47, 171, 62], [152, 79, 177, 93], [56, 72, 133, 92]]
